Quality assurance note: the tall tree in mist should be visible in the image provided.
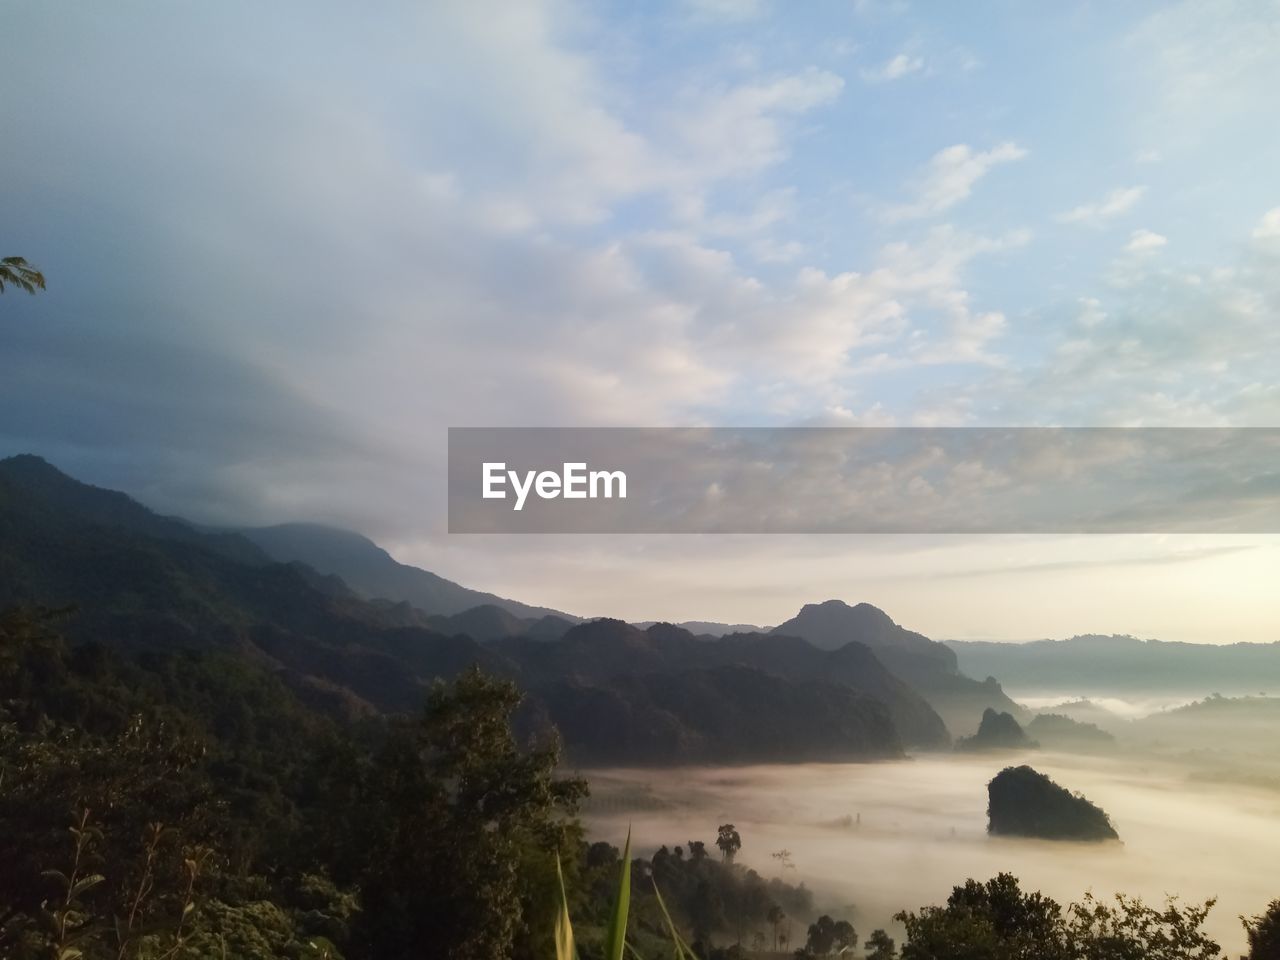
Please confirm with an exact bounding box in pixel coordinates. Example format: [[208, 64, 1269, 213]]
[[866, 928, 896, 959], [715, 823, 741, 863]]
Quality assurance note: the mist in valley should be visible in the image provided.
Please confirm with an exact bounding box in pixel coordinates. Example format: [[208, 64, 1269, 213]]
[[581, 747, 1280, 955]]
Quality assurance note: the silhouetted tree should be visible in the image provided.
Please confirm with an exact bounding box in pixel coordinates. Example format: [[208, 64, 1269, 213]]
[[768, 904, 786, 951], [832, 919, 856, 953], [351, 667, 585, 960], [896, 873, 1220, 960], [866, 928, 896, 959], [806, 914, 854, 955], [716, 823, 742, 863], [772, 848, 795, 872], [1244, 900, 1280, 959]]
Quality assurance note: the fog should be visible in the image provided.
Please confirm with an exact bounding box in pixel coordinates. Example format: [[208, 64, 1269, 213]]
[[580, 752, 1280, 954], [1014, 693, 1200, 720]]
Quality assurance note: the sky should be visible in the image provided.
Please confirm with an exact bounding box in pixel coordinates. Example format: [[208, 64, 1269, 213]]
[[2, 0, 1279, 641]]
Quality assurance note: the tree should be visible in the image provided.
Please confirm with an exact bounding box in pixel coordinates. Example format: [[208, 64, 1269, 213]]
[[768, 905, 786, 952], [1244, 901, 1280, 960], [350, 667, 585, 960], [866, 928, 896, 959], [896, 873, 1069, 960], [895, 874, 1221, 960], [806, 915, 838, 955], [0, 256, 45, 295], [1065, 890, 1220, 960], [716, 823, 742, 863], [831, 919, 856, 953]]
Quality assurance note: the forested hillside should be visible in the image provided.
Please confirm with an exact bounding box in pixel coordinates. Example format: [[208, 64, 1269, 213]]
[[0, 456, 917, 763]]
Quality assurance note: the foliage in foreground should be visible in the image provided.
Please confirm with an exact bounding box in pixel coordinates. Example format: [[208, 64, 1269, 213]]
[[0, 256, 45, 296], [0, 606, 582, 959], [896, 872, 1221, 960], [4, 605, 1278, 960]]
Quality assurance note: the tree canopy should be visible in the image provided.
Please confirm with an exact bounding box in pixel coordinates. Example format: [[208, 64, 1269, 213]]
[[0, 256, 45, 295]]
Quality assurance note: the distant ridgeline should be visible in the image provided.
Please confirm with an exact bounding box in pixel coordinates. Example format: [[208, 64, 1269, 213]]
[[1026, 713, 1115, 750], [948, 634, 1280, 698], [0, 454, 1024, 761]]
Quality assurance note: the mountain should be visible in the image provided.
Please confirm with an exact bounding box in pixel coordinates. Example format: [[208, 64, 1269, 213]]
[[426, 604, 576, 642], [1029, 698, 1126, 735], [955, 708, 1037, 752], [1025, 713, 1115, 751], [0, 456, 506, 714], [523, 664, 903, 765], [240, 522, 579, 621], [771, 600, 1022, 736], [987, 766, 1119, 842], [0, 454, 267, 567], [495, 618, 950, 749], [631, 620, 771, 637], [946, 635, 1280, 699], [0, 455, 917, 764], [1128, 694, 1280, 754]]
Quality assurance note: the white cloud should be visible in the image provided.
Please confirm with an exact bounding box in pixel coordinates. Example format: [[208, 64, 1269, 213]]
[[1057, 186, 1146, 226], [1125, 229, 1168, 253], [884, 142, 1027, 221], [667, 68, 845, 184], [861, 52, 924, 82], [1252, 206, 1280, 239]]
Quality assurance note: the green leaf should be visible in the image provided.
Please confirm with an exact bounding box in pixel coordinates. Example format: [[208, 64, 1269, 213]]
[[602, 829, 632, 960], [554, 851, 577, 960], [651, 877, 696, 960]]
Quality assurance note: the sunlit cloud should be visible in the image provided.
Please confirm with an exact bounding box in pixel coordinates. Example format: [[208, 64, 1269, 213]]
[[884, 142, 1027, 222], [1058, 187, 1146, 226], [861, 52, 925, 82], [1125, 229, 1167, 253]]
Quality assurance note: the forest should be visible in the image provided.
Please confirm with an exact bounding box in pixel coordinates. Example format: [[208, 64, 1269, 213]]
[[4, 603, 1280, 959]]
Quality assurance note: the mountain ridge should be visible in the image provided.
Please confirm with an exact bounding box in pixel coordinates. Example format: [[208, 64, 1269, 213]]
[[772, 599, 1023, 735], [239, 522, 580, 621], [0, 454, 925, 764]]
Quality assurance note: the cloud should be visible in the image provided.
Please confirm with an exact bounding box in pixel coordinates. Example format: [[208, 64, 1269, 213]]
[[1252, 207, 1280, 240], [0, 0, 1024, 540], [969, 218, 1280, 428], [1125, 229, 1168, 253], [1058, 186, 1146, 226], [885, 142, 1027, 221], [1129, 0, 1280, 125], [861, 52, 924, 82], [667, 68, 845, 184]]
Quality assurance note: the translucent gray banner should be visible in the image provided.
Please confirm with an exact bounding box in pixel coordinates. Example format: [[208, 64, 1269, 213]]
[[447, 427, 1280, 533]]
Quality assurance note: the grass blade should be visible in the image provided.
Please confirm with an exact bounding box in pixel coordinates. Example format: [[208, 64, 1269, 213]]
[[554, 851, 577, 960], [602, 828, 632, 960], [651, 877, 696, 960]]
